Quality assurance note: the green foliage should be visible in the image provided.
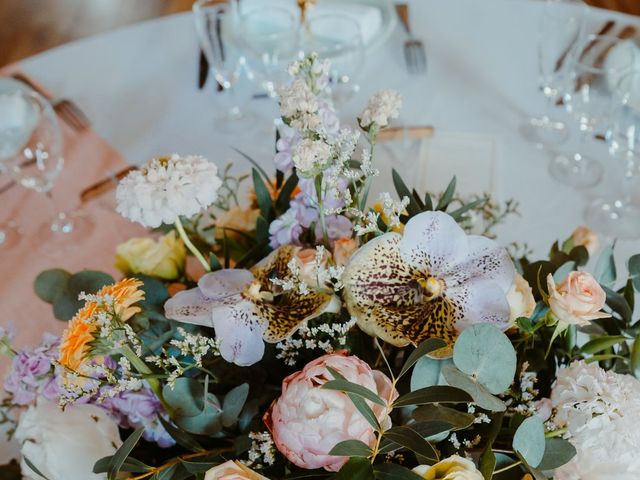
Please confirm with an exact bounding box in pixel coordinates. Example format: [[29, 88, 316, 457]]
[[398, 338, 447, 379], [328, 440, 372, 457], [373, 463, 424, 479], [512, 416, 545, 468], [336, 457, 374, 480], [107, 428, 145, 480], [441, 365, 506, 412], [410, 356, 452, 390], [393, 386, 472, 407], [537, 438, 576, 470], [382, 426, 439, 463]]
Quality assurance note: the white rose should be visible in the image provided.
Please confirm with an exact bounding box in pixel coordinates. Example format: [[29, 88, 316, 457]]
[[413, 455, 483, 480], [15, 401, 122, 480], [506, 273, 536, 325]]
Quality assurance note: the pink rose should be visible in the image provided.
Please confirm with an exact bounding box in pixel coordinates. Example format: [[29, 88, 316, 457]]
[[265, 351, 397, 472], [332, 238, 358, 266], [547, 272, 610, 326], [571, 226, 599, 256], [204, 460, 268, 480], [295, 248, 328, 288]]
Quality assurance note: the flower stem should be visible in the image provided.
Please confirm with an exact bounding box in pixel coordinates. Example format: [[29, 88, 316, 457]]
[[120, 344, 174, 416], [174, 216, 211, 273], [493, 460, 523, 475], [315, 175, 330, 248]]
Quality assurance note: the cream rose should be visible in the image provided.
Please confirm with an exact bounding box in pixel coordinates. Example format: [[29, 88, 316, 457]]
[[571, 226, 599, 256], [15, 400, 122, 480], [547, 272, 610, 326], [115, 231, 186, 280], [506, 274, 536, 325], [332, 237, 358, 266], [413, 455, 483, 480], [215, 206, 259, 240], [295, 247, 329, 288], [204, 460, 268, 480]]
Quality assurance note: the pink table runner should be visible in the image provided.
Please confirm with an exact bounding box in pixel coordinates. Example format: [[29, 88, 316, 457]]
[[0, 69, 146, 364]]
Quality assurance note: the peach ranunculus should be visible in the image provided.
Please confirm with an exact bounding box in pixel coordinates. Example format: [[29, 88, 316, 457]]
[[571, 226, 599, 256], [332, 237, 358, 266], [204, 460, 268, 480], [546, 272, 610, 326], [214, 206, 260, 240], [506, 273, 536, 325], [295, 247, 329, 288], [413, 455, 483, 480], [264, 351, 397, 472]]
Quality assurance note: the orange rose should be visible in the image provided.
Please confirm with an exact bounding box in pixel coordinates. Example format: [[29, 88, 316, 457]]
[[332, 238, 358, 266]]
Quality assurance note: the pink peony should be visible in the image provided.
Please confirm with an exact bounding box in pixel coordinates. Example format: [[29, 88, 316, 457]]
[[264, 351, 397, 472], [547, 272, 610, 326]]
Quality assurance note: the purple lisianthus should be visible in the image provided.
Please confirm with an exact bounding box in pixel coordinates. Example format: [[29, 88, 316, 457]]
[[269, 200, 320, 249]]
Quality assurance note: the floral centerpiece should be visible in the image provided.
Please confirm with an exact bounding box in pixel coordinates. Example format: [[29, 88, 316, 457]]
[[2, 54, 640, 480]]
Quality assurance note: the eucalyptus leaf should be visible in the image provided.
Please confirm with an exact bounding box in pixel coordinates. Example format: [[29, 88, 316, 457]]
[[176, 398, 223, 435], [393, 385, 472, 407], [328, 440, 372, 457], [411, 356, 452, 390], [629, 254, 640, 291], [163, 378, 204, 417], [452, 324, 516, 394], [157, 416, 203, 452], [441, 365, 506, 412], [537, 438, 576, 470], [33, 269, 70, 304], [594, 245, 616, 287], [335, 457, 373, 480], [222, 383, 249, 427], [398, 338, 448, 379], [513, 416, 545, 468], [604, 286, 633, 323], [631, 335, 640, 379]]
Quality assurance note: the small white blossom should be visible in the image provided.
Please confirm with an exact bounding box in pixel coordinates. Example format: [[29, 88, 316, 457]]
[[292, 139, 332, 177], [359, 90, 402, 128]]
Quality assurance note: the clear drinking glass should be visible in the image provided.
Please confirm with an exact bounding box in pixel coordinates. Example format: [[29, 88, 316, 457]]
[[193, 0, 254, 132], [521, 0, 587, 147], [550, 34, 637, 188], [0, 88, 91, 243], [584, 71, 640, 238], [301, 14, 365, 105], [239, 7, 300, 98]]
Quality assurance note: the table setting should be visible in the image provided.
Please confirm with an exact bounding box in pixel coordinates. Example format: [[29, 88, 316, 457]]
[[2, 0, 640, 479]]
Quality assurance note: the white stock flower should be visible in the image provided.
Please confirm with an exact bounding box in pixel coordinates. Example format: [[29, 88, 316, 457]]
[[292, 139, 332, 177], [551, 361, 640, 479], [116, 154, 222, 228], [359, 89, 402, 128], [278, 79, 322, 132], [15, 400, 122, 480]]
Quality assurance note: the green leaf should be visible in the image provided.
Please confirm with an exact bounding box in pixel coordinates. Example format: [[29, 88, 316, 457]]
[[631, 335, 640, 379], [252, 168, 273, 220], [537, 438, 577, 470], [383, 426, 438, 462], [373, 463, 424, 480], [163, 378, 204, 417], [452, 324, 517, 394], [94, 456, 150, 473], [629, 254, 640, 291], [513, 416, 545, 468], [222, 383, 249, 427], [441, 365, 506, 412], [436, 177, 456, 211], [595, 245, 616, 287], [232, 148, 271, 183], [328, 440, 372, 457], [479, 448, 496, 480], [33, 269, 70, 303], [393, 385, 472, 407], [276, 172, 299, 211], [411, 356, 452, 390], [579, 335, 627, 355], [135, 274, 169, 308], [604, 286, 632, 323], [322, 379, 385, 406], [349, 393, 381, 431], [335, 457, 374, 480], [398, 338, 448, 379], [411, 404, 475, 430], [392, 169, 421, 216], [176, 396, 223, 435], [209, 253, 222, 272], [51, 270, 114, 321], [449, 198, 486, 221], [108, 428, 144, 480], [23, 457, 50, 480], [157, 416, 203, 452]]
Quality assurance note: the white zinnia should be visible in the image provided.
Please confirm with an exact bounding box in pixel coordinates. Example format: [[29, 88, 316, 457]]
[[292, 139, 332, 177], [551, 361, 640, 479], [15, 400, 122, 480], [116, 154, 222, 228], [359, 89, 402, 128]]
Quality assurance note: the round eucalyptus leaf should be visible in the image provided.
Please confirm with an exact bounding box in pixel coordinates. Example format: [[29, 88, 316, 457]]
[[513, 416, 545, 468], [34, 269, 71, 303], [176, 399, 222, 435], [411, 356, 452, 391], [135, 274, 169, 308], [441, 364, 506, 412], [68, 270, 114, 295], [163, 378, 204, 417], [453, 324, 516, 394]]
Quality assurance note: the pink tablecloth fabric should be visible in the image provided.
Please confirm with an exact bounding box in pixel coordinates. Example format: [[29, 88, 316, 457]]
[[0, 69, 146, 367]]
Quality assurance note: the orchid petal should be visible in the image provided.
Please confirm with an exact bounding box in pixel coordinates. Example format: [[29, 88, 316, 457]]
[[198, 269, 255, 299], [444, 235, 514, 292], [164, 288, 219, 326], [212, 300, 267, 366], [399, 211, 468, 275], [449, 279, 511, 332]]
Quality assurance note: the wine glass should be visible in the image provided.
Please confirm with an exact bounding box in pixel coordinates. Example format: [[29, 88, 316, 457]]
[[549, 34, 637, 188], [0, 87, 91, 244], [193, 0, 254, 133], [239, 7, 300, 98], [584, 70, 640, 238], [301, 14, 365, 105], [521, 0, 587, 147]]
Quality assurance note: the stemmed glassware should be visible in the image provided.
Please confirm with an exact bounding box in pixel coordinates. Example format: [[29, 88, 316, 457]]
[[549, 34, 637, 188], [193, 0, 254, 133], [239, 7, 300, 98], [0, 87, 91, 244], [300, 14, 365, 106], [522, 0, 587, 147], [585, 70, 640, 238]]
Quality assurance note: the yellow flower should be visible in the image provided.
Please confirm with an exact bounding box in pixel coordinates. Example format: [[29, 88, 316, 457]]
[[372, 202, 405, 233], [413, 455, 483, 480], [115, 231, 186, 280], [204, 460, 268, 480], [59, 303, 100, 372]]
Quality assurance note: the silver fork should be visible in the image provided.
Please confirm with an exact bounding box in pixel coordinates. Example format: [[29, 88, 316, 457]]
[[396, 3, 426, 74], [11, 73, 91, 132]]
